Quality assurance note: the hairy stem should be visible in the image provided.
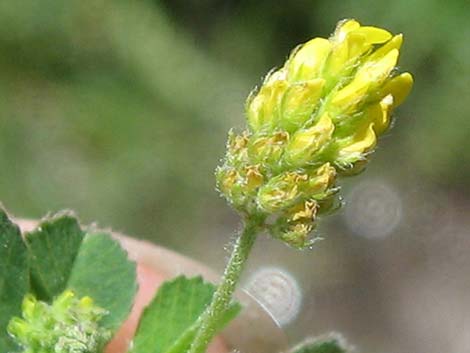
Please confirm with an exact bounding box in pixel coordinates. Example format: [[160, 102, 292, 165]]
[[187, 216, 263, 353]]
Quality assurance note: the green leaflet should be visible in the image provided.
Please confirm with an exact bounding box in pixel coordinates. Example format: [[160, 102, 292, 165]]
[[130, 276, 241, 353], [67, 232, 138, 330], [25, 213, 85, 300], [0, 210, 29, 351], [290, 334, 351, 353]]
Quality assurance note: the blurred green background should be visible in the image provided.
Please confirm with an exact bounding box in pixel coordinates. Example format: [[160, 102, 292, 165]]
[[1, 1, 469, 353]]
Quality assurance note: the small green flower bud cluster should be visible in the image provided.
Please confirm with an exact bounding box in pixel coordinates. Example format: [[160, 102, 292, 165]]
[[216, 19, 413, 248], [8, 290, 111, 353]]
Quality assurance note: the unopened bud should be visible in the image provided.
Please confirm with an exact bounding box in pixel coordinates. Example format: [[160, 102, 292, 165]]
[[336, 122, 377, 167], [244, 165, 264, 191], [246, 73, 288, 132], [289, 200, 318, 222], [301, 163, 337, 200], [287, 38, 332, 82], [271, 222, 315, 249], [280, 79, 325, 132], [248, 131, 289, 165], [226, 130, 250, 165], [284, 113, 334, 167], [257, 172, 306, 213], [377, 72, 413, 108]]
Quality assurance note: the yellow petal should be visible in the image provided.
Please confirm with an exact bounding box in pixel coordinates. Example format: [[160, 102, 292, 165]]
[[346, 32, 369, 59], [304, 163, 337, 196], [356, 48, 399, 86], [351, 26, 392, 45], [248, 131, 288, 164], [218, 168, 238, 193], [365, 94, 393, 135], [285, 113, 335, 166], [368, 34, 403, 62], [246, 78, 288, 132], [264, 79, 288, 119], [289, 200, 318, 222], [380, 72, 414, 107], [341, 122, 377, 155], [325, 32, 370, 79], [331, 76, 370, 113], [324, 39, 350, 78], [257, 172, 303, 212], [246, 91, 265, 131], [280, 78, 325, 131], [244, 165, 264, 190], [333, 19, 361, 42], [79, 296, 94, 309], [288, 38, 332, 81], [264, 68, 287, 85]]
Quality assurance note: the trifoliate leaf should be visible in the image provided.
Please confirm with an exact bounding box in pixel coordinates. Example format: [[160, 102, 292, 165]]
[[25, 213, 84, 301], [67, 232, 137, 330], [130, 276, 241, 353], [0, 209, 29, 351]]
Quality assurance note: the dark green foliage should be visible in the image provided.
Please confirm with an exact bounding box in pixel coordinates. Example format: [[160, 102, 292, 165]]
[[0, 209, 29, 351], [25, 213, 84, 300], [67, 232, 138, 330]]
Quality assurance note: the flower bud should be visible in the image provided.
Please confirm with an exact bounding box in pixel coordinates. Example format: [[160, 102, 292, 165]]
[[287, 38, 332, 82], [301, 163, 337, 200], [367, 34, 403, 63], [225, 130, 251, 170], [246, 72, 288, 132], [330, 76, 370, 115], [257, 171, 306, 213], [370, 94, 394, 135], [355, 49, 399, 90], [21, 294, 38, 321], [378, 72, 414, 107], [279, 79, 325, 132], [216, 167, 245, 207], [276, 223, 314, 249], [248, 131, 289, 166], [336, 122, 377, 167], [289, 200, 318, 222], [244, 165, 264, 191], [284, 113, 334, 167], [270, 200, 319, 248]]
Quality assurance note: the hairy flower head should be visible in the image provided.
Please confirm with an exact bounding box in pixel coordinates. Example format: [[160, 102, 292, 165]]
[[8, 290, 111, 353], [216, 19, 413, 248]]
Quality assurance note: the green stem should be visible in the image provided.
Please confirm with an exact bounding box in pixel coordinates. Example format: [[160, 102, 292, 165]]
[[187, 216, 262, 353]]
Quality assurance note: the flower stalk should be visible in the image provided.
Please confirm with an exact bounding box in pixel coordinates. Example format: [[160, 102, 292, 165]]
[[188, 215, 263, 353]]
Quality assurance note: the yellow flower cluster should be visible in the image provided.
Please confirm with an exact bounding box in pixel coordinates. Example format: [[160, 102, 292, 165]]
[[216, 19, 413, 248]]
